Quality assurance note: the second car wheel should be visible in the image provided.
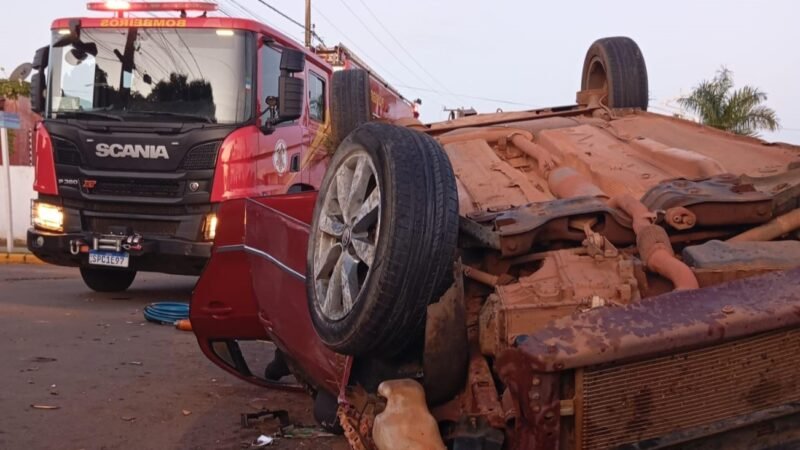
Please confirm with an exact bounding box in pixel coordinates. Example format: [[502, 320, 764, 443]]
[[80, 267, 137, 292], [581, 36, 649, 110], [330, 69, 372, 147], [307, 122, 459, 357]]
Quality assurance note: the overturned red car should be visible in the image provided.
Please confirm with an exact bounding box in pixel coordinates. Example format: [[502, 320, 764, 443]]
[[192, 36, 800, 450]]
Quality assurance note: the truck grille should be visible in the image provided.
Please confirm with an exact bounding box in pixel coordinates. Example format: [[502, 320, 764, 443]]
[[579, 328, 800, 449], [87, 178, 183, 198], [181, 141, 221, 170], [87, 217, 179, 236]]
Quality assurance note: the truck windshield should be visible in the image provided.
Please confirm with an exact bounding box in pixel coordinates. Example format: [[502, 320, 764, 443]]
[[48, 27, 253, 124]]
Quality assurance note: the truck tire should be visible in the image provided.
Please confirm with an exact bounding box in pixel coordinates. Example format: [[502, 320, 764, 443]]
[[581, 36, 648, 110], [307, 122, 459, 357], [331, 69, 371, 147], [80, 267, 137, 292]]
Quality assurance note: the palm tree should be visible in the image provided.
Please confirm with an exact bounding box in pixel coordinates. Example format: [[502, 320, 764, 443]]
[[678, 67, 779, 137]]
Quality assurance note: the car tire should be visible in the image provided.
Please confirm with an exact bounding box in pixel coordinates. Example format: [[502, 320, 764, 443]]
[[313, 390, 344, 435], [581, 36, 649, 110], [307, 122, 459, 357], [80, 267, 137, 292], [331, 69, 371, 147]]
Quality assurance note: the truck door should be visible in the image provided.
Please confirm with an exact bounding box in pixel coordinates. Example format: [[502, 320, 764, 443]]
[[257, 41, 303, 195], [301, 64, 331, 188]]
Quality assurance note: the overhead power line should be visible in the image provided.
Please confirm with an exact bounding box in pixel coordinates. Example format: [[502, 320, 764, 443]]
[[310, 6, 403, 85], [352, 0, 459, 104], [222, 0, 300, 40], [249, 0, 325, 45], [394, 84, 537, 107], [333, 0, 451, 107]]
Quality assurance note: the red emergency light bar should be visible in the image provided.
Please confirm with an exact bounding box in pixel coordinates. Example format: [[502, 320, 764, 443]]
[[87, 1, 217, 12]]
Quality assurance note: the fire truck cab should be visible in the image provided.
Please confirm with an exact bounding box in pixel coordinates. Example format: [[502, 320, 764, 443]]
[[26, 1, 414, 291]]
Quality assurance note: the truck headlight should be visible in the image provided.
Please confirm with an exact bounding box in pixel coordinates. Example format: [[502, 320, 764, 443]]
[[203, 213, 218, 241], [32, 201, 64, 232]]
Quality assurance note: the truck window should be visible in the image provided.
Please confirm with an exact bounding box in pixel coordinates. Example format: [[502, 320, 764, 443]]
[[309, 72, 325, 123], [260, 45, 281, 125], [47, 28, 253, 124]]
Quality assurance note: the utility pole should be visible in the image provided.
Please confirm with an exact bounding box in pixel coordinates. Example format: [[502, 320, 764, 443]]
[[304, 0, 311, 48]]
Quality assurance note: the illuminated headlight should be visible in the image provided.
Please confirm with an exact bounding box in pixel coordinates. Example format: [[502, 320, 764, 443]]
[[203, 213, 218, 241], [32, 201, 64, 232]]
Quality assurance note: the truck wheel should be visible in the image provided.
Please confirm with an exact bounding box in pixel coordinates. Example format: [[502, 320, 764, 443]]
[[331, 69, 371, 147], [80, 267, 137, 292], [307, 122, 459, 357], [581, 36, 648, 110]]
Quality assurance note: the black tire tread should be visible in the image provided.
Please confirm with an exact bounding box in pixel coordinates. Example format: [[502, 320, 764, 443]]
[[307, 122, 458, 357], [331, 69, 371, 147], [80, 267, 136, 292], [582, 36, 648, 110]]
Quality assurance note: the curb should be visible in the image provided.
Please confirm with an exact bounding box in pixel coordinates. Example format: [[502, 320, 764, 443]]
[[1, 253, 45, 265]]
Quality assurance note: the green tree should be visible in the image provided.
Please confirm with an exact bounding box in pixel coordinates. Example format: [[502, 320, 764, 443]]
[[678, 67, 779, 137]]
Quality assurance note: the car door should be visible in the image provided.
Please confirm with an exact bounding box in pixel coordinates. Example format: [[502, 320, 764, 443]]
[[245, 193, 346, 392]]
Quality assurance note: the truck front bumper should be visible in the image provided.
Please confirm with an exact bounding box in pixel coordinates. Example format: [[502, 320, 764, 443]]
[[27, 228, 211, 275]]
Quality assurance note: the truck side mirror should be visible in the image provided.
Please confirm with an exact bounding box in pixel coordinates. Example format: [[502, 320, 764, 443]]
[[279, 48, 305, 73], [273, 48, 305, 124], [30, 72, 46, 114], [277, 76, 303, 122], [30, 45, 50, 114], [32, 46, 50, 71], [260, 48, 306, 132]]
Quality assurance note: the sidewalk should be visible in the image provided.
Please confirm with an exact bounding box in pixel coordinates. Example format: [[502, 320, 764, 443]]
[[1, 251, 43, 264]]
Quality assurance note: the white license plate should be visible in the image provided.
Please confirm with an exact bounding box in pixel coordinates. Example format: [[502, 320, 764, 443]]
[[88, 250, 130, 268]]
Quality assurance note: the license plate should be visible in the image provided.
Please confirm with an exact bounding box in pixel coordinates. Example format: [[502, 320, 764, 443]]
[[88, 250, 130, 268]]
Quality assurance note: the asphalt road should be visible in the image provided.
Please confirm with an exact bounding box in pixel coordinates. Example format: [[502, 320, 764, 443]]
[[0, 263, 347, 450]]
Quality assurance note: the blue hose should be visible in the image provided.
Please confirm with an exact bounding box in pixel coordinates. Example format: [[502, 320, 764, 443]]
[[143, 301, 190, 325]]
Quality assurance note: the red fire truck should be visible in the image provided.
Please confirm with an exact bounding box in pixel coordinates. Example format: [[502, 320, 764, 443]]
[[26, 1, 415, 292]]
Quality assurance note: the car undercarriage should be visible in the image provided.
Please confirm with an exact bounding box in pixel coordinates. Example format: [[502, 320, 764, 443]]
[[192, 37, 800, 450]]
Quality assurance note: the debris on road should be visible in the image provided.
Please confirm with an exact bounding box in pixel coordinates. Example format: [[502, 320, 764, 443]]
[[175, 319, 192, 332], [30, 404, 60, 410], [279, 425, 335, 439], [182, 409, 192, 416], [30, 356, 57, 363], [251, 435, 274, 447]]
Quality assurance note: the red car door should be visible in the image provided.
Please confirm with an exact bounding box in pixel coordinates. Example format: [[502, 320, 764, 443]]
[[243, 194, 347, 393]]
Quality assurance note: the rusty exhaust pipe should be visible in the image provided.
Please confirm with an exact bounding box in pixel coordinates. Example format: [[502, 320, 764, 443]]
[[728, 208, 800, 242], [609, 195, 699, 291]]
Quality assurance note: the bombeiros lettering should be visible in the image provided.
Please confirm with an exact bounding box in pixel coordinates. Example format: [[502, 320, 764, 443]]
[[95, 143, 170, 160]]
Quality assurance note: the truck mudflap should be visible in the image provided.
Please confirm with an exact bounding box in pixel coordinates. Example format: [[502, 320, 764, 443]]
[[495, 268, 800, 450]]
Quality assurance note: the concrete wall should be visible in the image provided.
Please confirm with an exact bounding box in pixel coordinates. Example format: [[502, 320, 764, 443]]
[[0, 165, 35, 247]]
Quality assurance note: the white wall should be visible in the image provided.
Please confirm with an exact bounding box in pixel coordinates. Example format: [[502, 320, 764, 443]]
[[0, 166, 35, 246]]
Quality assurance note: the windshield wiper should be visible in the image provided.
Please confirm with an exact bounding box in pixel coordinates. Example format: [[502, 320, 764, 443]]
[[56, 110, 124, 121], [127, 110, 215, 124]]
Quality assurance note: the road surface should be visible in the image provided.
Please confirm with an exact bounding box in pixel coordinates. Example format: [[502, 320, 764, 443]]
[[0, 263, 347, 450]]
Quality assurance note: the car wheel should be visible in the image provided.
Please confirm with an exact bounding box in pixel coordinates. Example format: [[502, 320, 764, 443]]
[[331, 69, 371, 147], [313, 390, 344, 435], [80, 267, 137, 292], [307, 122, 459, 357], [582, 36, 649, 110]]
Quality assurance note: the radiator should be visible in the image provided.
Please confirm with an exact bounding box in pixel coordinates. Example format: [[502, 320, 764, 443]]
[[577, 328, 800, 449]]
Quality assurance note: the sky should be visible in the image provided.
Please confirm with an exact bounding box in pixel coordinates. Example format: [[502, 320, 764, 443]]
[[2, 0, 798, 143]]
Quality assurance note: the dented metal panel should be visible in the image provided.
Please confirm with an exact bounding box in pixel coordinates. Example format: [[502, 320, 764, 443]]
[[510, 268, 800, 372]]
